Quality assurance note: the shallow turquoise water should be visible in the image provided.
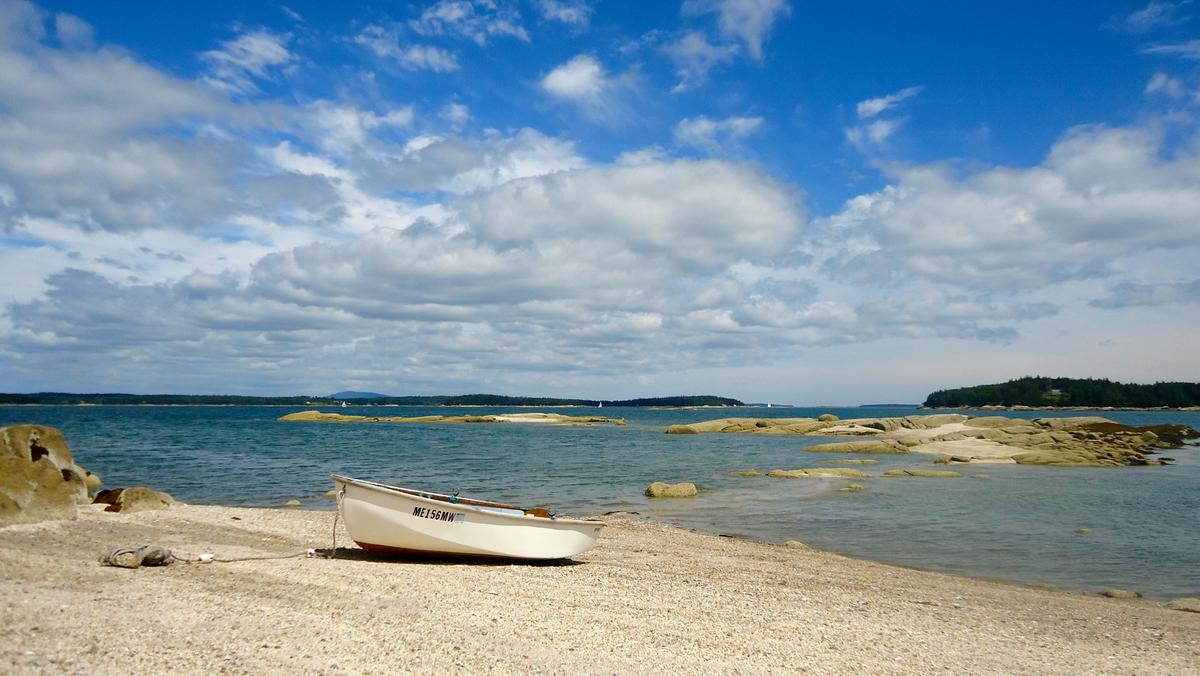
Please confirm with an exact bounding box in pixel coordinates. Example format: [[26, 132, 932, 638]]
[[3, 405, 1198, 599]]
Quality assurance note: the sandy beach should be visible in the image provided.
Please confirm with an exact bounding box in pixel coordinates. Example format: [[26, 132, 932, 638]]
[[2, 504, 1197, 674]]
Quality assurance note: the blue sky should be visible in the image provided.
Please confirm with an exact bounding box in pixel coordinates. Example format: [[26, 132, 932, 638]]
[[1, 0, 1198, 403]]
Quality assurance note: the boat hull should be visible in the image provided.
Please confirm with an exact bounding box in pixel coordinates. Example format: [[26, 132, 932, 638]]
[[332, 475, 603, 560]]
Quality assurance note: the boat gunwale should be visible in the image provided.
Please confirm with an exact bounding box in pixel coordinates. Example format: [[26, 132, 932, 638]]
[[331, 474, 605, 527]]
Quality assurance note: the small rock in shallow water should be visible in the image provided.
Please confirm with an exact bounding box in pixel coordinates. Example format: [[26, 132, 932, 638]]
[[1075, 528, 1093, 536], [645, 482, 697, 498], [838, 484, 865, 492], [1101, 589, 1141, 599], [285, 499, 301, 507], [726, 469, 762, 477]]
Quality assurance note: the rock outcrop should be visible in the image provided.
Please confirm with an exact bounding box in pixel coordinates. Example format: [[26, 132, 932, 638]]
[[644, 482, 698, 498], [882, 469, 963, 478], [281, 410, 626, 425], [765, 468, 870, 479], [662, 414, 1197, 467], [804, 440, 909, 454], [1, 425, 99, 526]]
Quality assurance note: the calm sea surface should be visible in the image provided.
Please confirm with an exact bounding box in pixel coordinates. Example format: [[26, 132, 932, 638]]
[[3, 405, 1198, 599]]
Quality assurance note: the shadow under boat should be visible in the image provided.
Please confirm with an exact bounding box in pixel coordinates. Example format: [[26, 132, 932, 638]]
[[312, 546, 586, 567]]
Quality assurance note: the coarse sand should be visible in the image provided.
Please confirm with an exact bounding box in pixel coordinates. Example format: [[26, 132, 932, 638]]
[[1, 503, 1197, 674]]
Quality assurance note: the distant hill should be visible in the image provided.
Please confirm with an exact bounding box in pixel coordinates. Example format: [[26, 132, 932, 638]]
[[923, 377, 1200, 408], [330, 391, 391, 399], [0, 392, 744, 407]]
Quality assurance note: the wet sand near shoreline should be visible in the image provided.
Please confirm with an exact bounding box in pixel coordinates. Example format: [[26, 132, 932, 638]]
[[1, 504, 1197, 674]]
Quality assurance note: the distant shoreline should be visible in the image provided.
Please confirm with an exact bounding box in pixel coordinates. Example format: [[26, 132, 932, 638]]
[[922, 405, 1200, 412]]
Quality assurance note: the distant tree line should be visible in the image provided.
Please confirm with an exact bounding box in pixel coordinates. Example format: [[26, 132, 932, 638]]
[[923, 377, 1200, 408], [0, 392, 744, 407]]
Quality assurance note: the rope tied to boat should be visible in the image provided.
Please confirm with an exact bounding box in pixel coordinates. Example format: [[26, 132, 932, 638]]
[[327, 486, 345, 559], [99, 545, 315, 568]]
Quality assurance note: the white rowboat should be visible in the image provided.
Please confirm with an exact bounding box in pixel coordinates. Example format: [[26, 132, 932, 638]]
[[332, 475, 604, 560]]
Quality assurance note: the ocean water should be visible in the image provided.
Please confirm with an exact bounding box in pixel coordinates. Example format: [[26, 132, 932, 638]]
[[3, 405, 1198, 599]]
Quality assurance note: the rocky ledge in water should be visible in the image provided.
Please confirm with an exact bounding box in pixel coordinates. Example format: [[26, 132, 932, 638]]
[[666, 414, 1198, 467], [279, 410, 626, 425]]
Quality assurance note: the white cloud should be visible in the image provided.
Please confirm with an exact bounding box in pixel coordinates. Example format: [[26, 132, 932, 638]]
[[410, 0, 529, 45], [534, 0, 592, 27], [539, 54, 634, 121], [1107, 1, 1191, 33], [615, 145, 667, 166], [1140, 39, 1200, 59], [823, 123, 1200, 290], [305, 102, 415, 155], [0, 19, 252, 232], [201, 29, 295, 93], [844, 118, 903, 150], [541, 54, 606, 100], [662, 31, 739, 92], [354, 24, 459, 72], [440, 102, 471, 126], [856, 86, 923, 118], [53, 12, 92, 48], [674, 115, 763, 150], [683, 0, 792, 60], [1145, 72, 1186, 98]]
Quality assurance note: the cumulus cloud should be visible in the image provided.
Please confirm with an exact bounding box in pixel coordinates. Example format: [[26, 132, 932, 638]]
[[822, 123, 1200, 290], [410, 0, 529, 45], [539, 54, 634, 121], [2, 159, 813, 391], [541, 54, 606, 100], [683, 0, 791, 60], [354, 24, 459, 72], [0, 15, 253, 233], [662, 31, 739, 92], [201, 29, 296, 93], [674, 115, 763, 150]]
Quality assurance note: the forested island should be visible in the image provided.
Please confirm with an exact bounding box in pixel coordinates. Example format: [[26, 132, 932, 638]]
[[0, 392, 744, 408], [923, 377, 1200, 409]]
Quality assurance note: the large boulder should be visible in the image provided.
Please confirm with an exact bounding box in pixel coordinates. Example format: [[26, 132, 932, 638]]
[[818, 413, 839, 422], [1, 425, 99, 526], [644, 482, 698, 498], [92, 487, 176, 513]]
